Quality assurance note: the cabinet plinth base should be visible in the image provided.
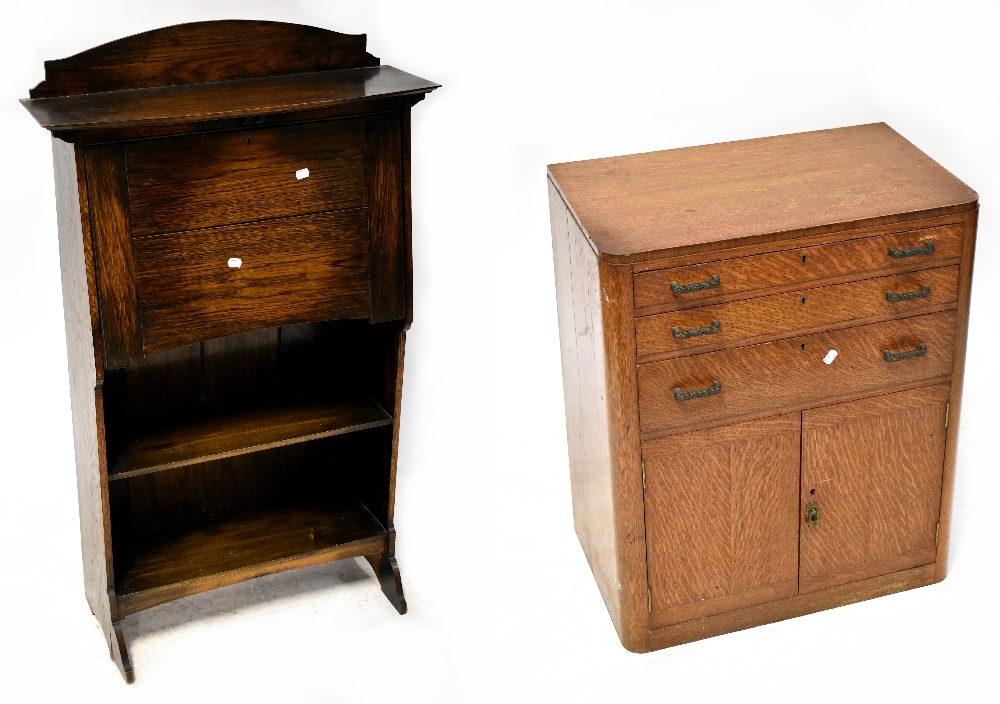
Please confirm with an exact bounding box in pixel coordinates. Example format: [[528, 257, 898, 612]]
[[646, 563, 938, 652]]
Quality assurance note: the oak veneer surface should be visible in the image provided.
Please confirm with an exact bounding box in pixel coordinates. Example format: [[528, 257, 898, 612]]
[[549, 124, 977, 262], [637, 311, 956, 435], [636, 265, 959, 360], [126, 118, 367, 236], [21, 65, 439, 131], [133, 209, 372, 354], [633, 223, 962, 312], [29, 20, 378, 98], [800, 385, 949, 593], [644, 414, 800, 629], [110, 397, 392, 479], [116, 500, 386, 595]]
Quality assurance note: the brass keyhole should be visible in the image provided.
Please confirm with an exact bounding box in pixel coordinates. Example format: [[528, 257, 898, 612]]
[[801, 297, 807, 306], [806, 501, 820, 528], [802, 255, 808, 264], [247, 136, 253, 145]]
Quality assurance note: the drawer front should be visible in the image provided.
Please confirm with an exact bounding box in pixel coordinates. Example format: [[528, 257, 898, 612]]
[[126, 119, 367, 237], [134, 209, 371, 355], [636, 265, 959, 360], [633, 224, 963, 311], [637, 311, 956, 435]]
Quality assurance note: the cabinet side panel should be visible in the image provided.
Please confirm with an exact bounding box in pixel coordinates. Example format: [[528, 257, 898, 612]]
[[365, 113, 405, 323], [598, 258, 649, 651], [53, 137, 114, 648], [935, 206, 978, 581], [548, 180, 621, 634]]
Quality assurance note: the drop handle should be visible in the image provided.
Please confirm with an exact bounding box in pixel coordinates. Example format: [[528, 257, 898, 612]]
[[670, 274, 720, 294], [886, 284, 930, 302], [883, 343, 927, 363], [672, 319, 721, 339], [888, 241, 934, 258], [673, 380, 721, 401]]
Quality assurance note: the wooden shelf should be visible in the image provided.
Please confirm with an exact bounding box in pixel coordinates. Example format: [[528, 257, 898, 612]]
[[109, 397, 392, 480], [21, 65, 439, 131], [115, 500, 387, 614]]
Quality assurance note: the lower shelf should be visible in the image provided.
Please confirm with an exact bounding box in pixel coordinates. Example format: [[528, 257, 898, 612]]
[[115, 500, 387, 616]]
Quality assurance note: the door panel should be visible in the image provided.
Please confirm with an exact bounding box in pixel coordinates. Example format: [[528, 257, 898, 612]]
[[644, 413, 800, 629], [800, 385, 949, 593]]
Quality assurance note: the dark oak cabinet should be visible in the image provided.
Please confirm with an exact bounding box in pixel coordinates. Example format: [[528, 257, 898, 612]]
[[548, 124, 977, 652], [22, 20, 437, 682]]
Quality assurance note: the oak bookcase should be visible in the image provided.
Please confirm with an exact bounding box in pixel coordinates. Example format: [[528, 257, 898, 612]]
[[22, 20, 437, 681]]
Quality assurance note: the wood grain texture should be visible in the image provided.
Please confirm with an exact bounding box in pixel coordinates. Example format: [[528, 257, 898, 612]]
[[401, 99, 418, 327], [644, 414, 800, 629], [127, 118, 366, 236], [636, 265, 959, 361], [800, 385, 949, 592], [85, 143, 142, 367], [630, 214, 964, 274], [110, 397, 392, 479], [549, 181, 648, 651], [133, 209, 371, 354], [22, 65, 439, 132], [28, 20, 379, 98], [53, 137, 115, 653], [202, 328, 279, 408], [598, 250, 649, 652], [638, 311, 956, 436], [115, 501, 387, 611], [649, 563, 937, 649], [550, 182, 619, 632], [936, 208, 978, 581], [365, 113, 405, 322], [633, 223, 962, 313], [548, 124, 977, 263]]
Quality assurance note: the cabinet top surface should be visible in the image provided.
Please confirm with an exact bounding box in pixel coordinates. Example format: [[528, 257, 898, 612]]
[[548, 124, 977, 262], [20, 20, 437, 132], [21, 65, 438, 132]]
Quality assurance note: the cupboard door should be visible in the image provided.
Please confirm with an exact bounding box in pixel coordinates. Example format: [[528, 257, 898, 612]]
[[644, 414, 800, 629], [800, 384, 949, 593]]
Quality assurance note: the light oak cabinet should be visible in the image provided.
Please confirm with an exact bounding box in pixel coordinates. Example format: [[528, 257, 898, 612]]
[[548, 124, 977, 651]]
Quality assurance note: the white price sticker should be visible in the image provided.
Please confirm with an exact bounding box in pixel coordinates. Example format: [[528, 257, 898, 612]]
[[823, 349, 838, 365], [228, 257, 242, 268], [295, 167, 310, 180]]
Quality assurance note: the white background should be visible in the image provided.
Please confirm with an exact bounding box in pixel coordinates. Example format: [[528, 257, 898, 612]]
[[1, 1, 998, 701]]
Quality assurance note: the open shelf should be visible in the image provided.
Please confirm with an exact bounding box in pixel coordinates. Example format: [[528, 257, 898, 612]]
[[109, 396, 392, 480], [114, 499, 387, 612]]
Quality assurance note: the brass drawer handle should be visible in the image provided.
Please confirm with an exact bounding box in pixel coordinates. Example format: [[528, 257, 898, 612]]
[[883, 343, 927, 362], [888, 241, 934, 258], [672, 319, 721, 339], [673, 380, 721, 401], [885, 284, 930, 302], [670, 274, 720, 294]]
